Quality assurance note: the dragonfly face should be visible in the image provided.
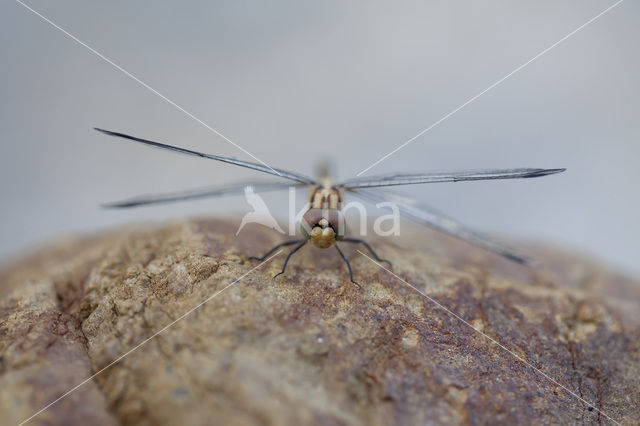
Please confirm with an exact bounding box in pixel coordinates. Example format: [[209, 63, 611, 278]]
[[300, 207, 346, 249], [300, 185, 346, 248], [94, 127, 565, 288]]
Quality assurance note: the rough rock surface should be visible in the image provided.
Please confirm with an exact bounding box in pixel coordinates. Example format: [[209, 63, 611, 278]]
[[0, 217, 638, 425]]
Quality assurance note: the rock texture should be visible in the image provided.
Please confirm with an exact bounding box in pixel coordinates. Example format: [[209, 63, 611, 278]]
[[0, 217, 638, 425]]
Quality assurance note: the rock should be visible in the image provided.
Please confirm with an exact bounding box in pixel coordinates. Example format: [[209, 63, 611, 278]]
[[0, 217, 638, 425]]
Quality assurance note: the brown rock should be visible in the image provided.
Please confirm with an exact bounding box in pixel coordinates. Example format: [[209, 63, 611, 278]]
[[0, 217, 638, 425]]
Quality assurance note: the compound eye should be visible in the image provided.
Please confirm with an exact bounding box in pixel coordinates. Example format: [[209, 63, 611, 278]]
[[300, 208, 346, 240], [300, 209, 324, 239], [300, 217, 313, 239], [326, 210, 346, 240]]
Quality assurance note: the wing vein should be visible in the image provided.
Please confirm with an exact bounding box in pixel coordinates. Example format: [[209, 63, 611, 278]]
[[350, 189, 531, 264], [339, 168, 565, 189], [95, 128, 317, 185], [103, 181, 298, 208]]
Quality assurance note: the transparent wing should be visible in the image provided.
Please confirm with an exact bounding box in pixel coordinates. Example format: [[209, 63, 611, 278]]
[[103, 181, 298, 208], [339, 168, 565, 189], [350, 189, 531, 264], [95, 128, 317, 185]]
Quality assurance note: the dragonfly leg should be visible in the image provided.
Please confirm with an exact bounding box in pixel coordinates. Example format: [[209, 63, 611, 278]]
[[249, 239, 306, 261], [335, 244, 362, 290], [273, 241, 307, 280], [341, 238, 392, 268]]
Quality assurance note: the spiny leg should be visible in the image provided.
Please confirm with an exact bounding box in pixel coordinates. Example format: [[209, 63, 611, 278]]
[[341, 238, 392, 268], [273, 240, 307, 280], [335, 244, 362, 290], [249, 239, 305, 261]]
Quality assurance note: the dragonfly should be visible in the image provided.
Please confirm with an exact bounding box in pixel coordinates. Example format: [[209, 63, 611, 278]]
[[95, 128, 565, 289]]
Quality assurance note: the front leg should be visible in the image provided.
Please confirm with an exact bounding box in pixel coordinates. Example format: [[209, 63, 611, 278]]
[[273, 240, 307, 280], [335, 244, 362, 290], [340, 238, 392, 268], [248, 239, 306, 261]]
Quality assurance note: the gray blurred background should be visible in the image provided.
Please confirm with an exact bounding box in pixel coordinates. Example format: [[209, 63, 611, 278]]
[[1, 1, 638, 278]]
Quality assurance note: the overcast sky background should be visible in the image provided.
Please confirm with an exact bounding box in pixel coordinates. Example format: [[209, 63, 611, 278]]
[[1, 1, 638, 278]]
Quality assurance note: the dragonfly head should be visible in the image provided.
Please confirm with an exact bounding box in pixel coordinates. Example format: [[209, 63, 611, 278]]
[[300, 208, 345, 249]]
